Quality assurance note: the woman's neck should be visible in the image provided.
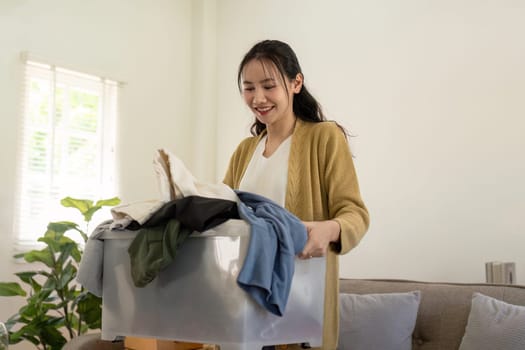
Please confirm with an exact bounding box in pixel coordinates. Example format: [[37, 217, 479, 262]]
[[263, 115, 296, 157]]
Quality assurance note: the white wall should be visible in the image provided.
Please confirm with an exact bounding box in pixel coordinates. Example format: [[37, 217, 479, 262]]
[[215, 0, 525, 284], [189, 0, 218, 182], [0, 1, 193, 345]]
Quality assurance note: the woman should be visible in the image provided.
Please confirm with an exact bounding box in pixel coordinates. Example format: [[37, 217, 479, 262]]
[[223, 39, 369, 350]]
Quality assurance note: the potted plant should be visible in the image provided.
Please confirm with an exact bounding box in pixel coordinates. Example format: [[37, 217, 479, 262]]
[[0, 197, 120, 350]]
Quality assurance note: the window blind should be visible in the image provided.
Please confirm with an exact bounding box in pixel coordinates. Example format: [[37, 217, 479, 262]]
[[13, 57, 118, 249]]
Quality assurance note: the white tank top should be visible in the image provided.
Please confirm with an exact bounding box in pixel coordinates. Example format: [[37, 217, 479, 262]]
[[239, 135, 291, 207]]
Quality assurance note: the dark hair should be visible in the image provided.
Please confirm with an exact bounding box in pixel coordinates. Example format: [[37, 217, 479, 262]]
[[237, 40, 327, 136]]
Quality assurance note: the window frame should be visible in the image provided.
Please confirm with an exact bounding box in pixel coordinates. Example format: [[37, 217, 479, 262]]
[[13, 54, 119, 251]]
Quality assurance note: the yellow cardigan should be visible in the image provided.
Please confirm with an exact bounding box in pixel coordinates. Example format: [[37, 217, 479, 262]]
[[223, 119, 369, 350]]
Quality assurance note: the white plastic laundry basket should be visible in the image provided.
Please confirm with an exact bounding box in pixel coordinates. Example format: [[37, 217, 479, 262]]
[[101, 219, 326, 350]]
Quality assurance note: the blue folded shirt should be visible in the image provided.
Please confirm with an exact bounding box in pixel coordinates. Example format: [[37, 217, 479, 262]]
[[235, 190, 307, 316]]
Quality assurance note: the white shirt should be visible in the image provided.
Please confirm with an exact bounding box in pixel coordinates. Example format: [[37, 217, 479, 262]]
[[239, 135, 291, 207]]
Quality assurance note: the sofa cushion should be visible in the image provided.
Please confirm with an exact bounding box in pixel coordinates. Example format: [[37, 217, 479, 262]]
[[338, 291, 421, 350], [459, 292, 525, 350], [340, 279, 525, 350]]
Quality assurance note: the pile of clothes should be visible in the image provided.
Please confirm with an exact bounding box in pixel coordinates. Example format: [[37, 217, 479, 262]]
[[78, 149, 307, 316]]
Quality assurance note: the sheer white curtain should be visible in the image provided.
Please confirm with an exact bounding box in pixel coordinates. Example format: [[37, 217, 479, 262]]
[[13, 54, 119, 249]]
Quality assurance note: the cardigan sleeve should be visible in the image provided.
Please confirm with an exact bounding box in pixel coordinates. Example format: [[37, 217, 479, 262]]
[[223, 136, 256, 189], [223, 156, 236, 189], [320, 123, 370, 255]]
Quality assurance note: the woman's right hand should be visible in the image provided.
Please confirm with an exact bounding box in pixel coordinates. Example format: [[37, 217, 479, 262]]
[[298, 220, 340, 259]]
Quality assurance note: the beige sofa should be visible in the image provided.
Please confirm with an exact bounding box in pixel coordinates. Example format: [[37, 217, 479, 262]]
[[67, 278, 525, 349], [340, 278, 525, 350]]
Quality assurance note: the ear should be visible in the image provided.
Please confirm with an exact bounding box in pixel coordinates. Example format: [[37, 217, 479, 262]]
[[292, 73, 303, 94]]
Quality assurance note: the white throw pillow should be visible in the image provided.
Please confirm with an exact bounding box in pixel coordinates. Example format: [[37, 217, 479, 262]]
[[338, 291, 421, 350], [459, 292, 525, 350]]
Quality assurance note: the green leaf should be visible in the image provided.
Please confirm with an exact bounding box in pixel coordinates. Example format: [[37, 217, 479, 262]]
[[15, 271, 38, 284], [20, 303, 38, 318], [41, 302, 59, 312], [38, 237, 61, 254], [82, 197, 121, 222], [13, 252, 26, 260], [71, 244, 82, 262], [5, 314, 21, 330], [23, 248, 54, 268], [18, 334, 40, 346], [80, 323, 89, 334], [8, 327, 36, 345], [55, 242, 75, 267], [7, 333, 23, 345], [47, 221, 78, 235], [69, 285, 80, 298], [76, 292, 102, 329], [41, 279, 57, 295], [13, 323, 40, 338], [60, 197, 93, 215], [40, 325, 67, 349], [0, 282, 27, 296], [95, 197, 121, 207], [38, 270, 53, 279], [22, 294, 56, 316], [70, 313, 80, 331], [61, 196, 120, 222], [82, 206, 100, 222], [58, 263, 76, 289], [44, 316, 65, 328], [76, 229, 89, 243]]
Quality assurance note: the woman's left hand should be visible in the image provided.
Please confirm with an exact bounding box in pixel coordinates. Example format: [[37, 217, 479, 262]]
[[298, 220, 341, 259]]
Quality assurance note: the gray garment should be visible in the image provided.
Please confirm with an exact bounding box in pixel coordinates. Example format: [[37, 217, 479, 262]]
[[77, 220, 113, 297]]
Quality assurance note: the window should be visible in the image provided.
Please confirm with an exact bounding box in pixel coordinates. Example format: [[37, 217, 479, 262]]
[[14, 55, 119, 249]]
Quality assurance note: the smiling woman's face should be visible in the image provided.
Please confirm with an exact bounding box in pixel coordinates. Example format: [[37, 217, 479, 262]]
[[241, 59, 300, 129]]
